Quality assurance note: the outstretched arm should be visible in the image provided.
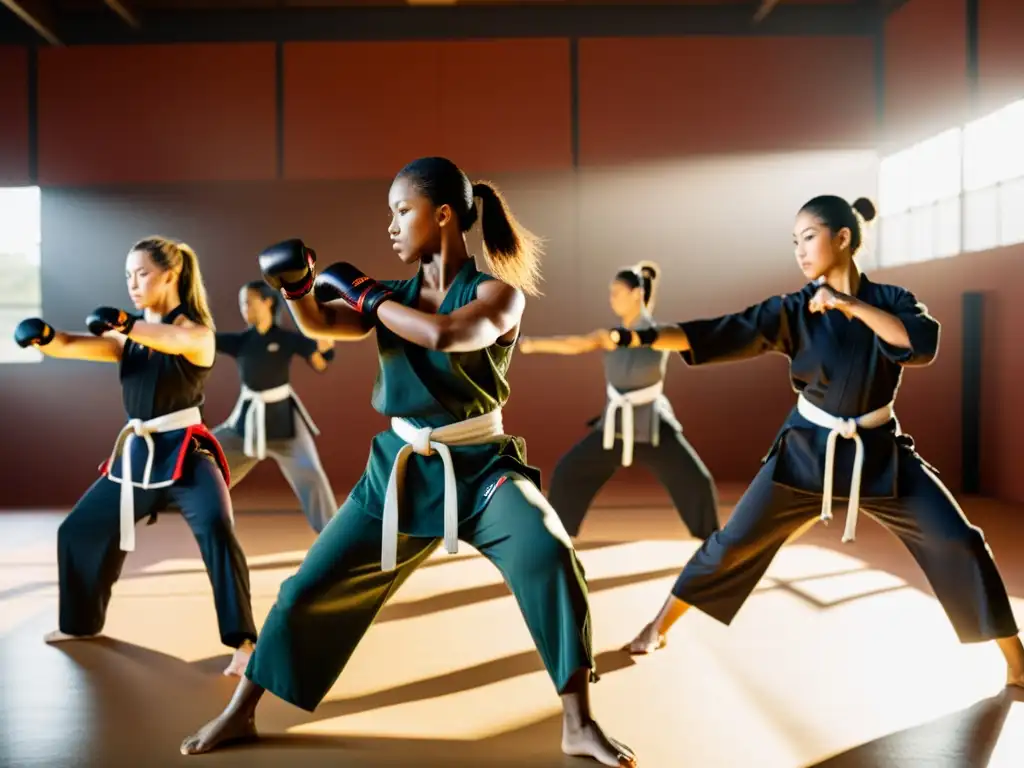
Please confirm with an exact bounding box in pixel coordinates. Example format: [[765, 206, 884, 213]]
[[646, 326, 691, 352], [375, 280, 525, 353], [607, 294, 798, 365], [215, 332, 243, 358], [46, 333, 125, 362], [124, 321, 215, 367], [14, 317, 123, 363], [518, 332, 610, 355], [87, 307, 215, 368]]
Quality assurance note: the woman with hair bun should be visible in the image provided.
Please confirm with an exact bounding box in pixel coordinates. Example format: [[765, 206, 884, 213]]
[[519, 261, 719, 541], [594, 195, 1024, 690]]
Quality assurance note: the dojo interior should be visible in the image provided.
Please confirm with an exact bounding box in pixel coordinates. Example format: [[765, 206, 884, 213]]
[[2, 0, 1024, 766]]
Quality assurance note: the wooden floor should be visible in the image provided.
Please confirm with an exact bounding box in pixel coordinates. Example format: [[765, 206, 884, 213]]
[[3, 487, 1024, 768]]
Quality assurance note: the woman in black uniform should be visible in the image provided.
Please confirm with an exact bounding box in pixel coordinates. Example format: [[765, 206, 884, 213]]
[[213, 281, 338, 533], [520, 261, 718, 540], [14, 236, 259, 677], [596, 196, 1024, 689]]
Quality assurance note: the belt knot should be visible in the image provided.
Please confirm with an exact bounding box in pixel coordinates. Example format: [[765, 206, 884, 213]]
[[409, 426, 434, 456], [835, 418, 858, 439]]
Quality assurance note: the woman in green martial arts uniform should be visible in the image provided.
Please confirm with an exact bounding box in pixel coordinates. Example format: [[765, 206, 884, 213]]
[[181, 156, 637, 767]]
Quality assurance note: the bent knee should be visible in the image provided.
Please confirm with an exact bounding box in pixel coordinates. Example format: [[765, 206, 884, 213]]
[[944, 521, 988, 551], [275, 570, 335, 616], [58, 506, 109, 543], [189, 509, 235, 540], [520, 530, 579, 575]]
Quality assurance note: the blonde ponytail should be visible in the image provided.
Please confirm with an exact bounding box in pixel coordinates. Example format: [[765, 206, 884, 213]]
[[176, 243, 215, 330], [131, 236, 215, 330]]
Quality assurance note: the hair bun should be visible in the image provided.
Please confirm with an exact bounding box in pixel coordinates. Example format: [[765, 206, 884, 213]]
[[852, 197, 877, 223], [634, 260, 660, 281]]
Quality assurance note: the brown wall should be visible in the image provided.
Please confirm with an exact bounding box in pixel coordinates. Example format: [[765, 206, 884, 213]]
[[0, 35, 880, 509], [1, 2, 1022, 509], [876, 0, 1024, 500], [978, 0, 1024, 115], [0, 47, 29, 185], [874, 243, 1024, 503]]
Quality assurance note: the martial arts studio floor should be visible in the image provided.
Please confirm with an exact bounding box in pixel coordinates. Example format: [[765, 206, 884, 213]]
[[3, 484, 1024, 768]]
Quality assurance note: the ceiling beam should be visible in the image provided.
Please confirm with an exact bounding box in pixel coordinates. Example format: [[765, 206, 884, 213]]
[[16, 3, 880, 46], [0, 0, 60, 44], [103, 0, 140, 29]]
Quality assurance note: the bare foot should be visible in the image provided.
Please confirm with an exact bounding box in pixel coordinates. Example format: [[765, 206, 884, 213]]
[[562, 718, 637, 767], [223, 640, 255, 677], [626, 623, 665, 655], [1006, 668, 1024, 688], [180, 709, 258, 756], [44, 629, 99, 644]]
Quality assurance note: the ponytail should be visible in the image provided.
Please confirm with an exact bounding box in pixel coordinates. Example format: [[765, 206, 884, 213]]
[[132, 235, 215, 330], [394, 158, 544, 296], [634, 260, 660, 313], [471, 181, 544, 297], [176, 243, 215, 330]]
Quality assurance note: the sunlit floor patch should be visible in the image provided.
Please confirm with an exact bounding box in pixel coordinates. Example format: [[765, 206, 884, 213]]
[[3, 500, 1024, 767]]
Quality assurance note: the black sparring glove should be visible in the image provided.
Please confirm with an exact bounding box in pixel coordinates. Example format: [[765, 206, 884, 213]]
[[86, 306, 136, 336], [258, 238, 316, 300], [610, 326, 659, 347], [314, 262, 394, 316], [13, 317, 55, 348]]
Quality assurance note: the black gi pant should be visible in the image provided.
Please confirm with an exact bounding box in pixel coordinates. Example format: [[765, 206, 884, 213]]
[[57, 451, 257, 648], [548, 423, 720, 540], [671, 454, 1018, 643]]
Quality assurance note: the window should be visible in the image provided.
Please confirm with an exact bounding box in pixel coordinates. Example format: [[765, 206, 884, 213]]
[[878, 147, 913, 218], [963, 98, 1024, 191], [877, 97, 1024, 265], [909, 129, 963, 207], [877, 128, 962, 267], [0, 186, 43, 363]]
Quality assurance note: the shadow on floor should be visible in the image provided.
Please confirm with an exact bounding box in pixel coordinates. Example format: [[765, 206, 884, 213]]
[[806, 687, 1024, 768]]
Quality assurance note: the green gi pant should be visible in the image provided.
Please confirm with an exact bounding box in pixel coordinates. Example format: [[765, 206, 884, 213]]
[[246, 474, 595, 711]]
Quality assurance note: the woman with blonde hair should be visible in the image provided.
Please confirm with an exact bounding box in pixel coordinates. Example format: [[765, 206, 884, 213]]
[[519, 261, 719, 541], [14, 236, 258, 676]]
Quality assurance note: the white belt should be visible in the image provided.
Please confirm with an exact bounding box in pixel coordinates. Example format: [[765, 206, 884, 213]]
[[104, 406, 203, 553], [603, 380, 680, 467], [796, 394, 895, 542], [226, 383, 319, 460], [381, 409, 506, 572]]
